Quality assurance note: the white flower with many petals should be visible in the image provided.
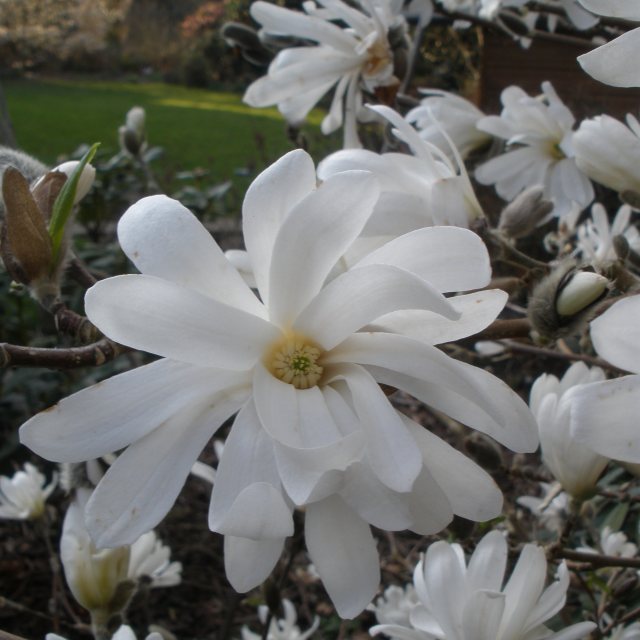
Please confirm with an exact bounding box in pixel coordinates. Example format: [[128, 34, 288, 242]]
[[21, 149, 537, 618], [406, 90, 491, 160], [244, 0, 406, 148], [47, 626, 162, 640], [578, 526, 638, 559], [0, 462, 56, 520], [370, 530, 596, 640], [607, 622, 640, 640], [575, 203, 640, 265], [369, 583, 420, 630], [530, 361, 608, 499], [517, 482, 569, 535], [476, 81, 594, 219], [240, 599, 319, 640], [318, 104, 485, 248], [128, 530, 182, 588], [571, 295, 640, 462], [573, 114, 640, 195], [577, 0, 640, 87]]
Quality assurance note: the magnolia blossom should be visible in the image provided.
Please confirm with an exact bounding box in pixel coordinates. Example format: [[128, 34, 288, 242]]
[[370, 530, 596, 640], [517, 482, 569, 535], [369, 584, 420, 629], [47, 626, 162, 640], [573, 114, 640, 195], [575, 203, 640, 264], [606, 622, 640, 640], [578, 526, 638, 559], [240, 599, 319, 640], [571, 295, 640, 462], [128, 530, 182, 588], [318, 104, 484, 247], [406, 90, 491, 160], [476, 82, 594, 219], [244, 0, 406, 147], [577, 0, 640, 87], [530, 362, 608, 499], [21, 149, 537, 618], [0, 462, 56, 520]]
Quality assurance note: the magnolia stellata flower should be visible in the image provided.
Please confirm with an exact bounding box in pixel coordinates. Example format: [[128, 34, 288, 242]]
[[240, 599, 319, 640], [575, 203, 640, 264], [0, 462, 56, 520], [369, 584, 419, 628], [577, 0, 640, 87], [475, 81, 594, 219], [530, 362, 608, 499], [318, 104, 484, 247], [406, 90, 491, 160], [571, 295, 640, 462], [370, 530, 596, 640], [517, 482, 569, 535], [606, 622, 640, 640], [21, 149, 537, 617], [577, 525, 638, 559], [127, 530, 182, 588], [47, 626, 163, 640], [573, 114, 640, 195], [243, 0, 407, 148]]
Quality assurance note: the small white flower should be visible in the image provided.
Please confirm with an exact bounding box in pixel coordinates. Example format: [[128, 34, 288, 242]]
[[579, 526, 638, 558], [606, 622, 640, 640], [240, 599, 319, 640], [476, 81, 594, 219], [46, 625, 163, 640], [244, 0, 406, 147], [575, 203, 640, 264], [369, 584, 419, 628], [517, 482, 570, 535], [573, 114, 640, 195], [577, 0, 640, 87], [370, 530, 596, 640], [530, 361, 608, 498], [128, 530, 182, 588], [0, 462, 56, 520]]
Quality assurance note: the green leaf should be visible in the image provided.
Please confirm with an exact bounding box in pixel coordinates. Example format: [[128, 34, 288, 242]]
[[48, 142, 99, 268]]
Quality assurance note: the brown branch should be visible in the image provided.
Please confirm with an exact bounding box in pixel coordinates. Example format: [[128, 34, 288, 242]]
[[560, 549, 640, 570], [473, 318, 531, 341], [0, 338, 128, 369], [67, 255, 98, 288]]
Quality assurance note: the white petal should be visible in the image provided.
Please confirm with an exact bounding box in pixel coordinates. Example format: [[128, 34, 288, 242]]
[[327, 364, 422, 492], [578, 29, 640, 88], [461, 590, 506, 640], [86, 383, 248, 547], [268, 170, 379, 327], [85, 275, 280, 370], [355, 227, 491, 292], [466, 530, 508, 592], [545, 622, 598, 640], [242, 149, 317, 302], [371, 290, 507, 346], [590, 295, 640, 373], [577, 0, 640, 20], [305, 496, 380, 619], [369, 625, 430, 640], [294, 264, 459, 350], [20, 359, 226, 462], [117, 195, 265, 317], [571, 376, 640, 462], [224, 535, 285, 593], [408, 467, 454, 535]]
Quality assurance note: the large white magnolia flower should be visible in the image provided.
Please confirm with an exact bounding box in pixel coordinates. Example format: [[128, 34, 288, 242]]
[[318, 104, 484, 247], [0, 462, 56, 520], [370, 530, 596, 640], [244, 0, 406, 148], [577, 0, 640, 87], [573, 114, 640, 195], [475, 82, 594, 219], [571, 295, 640, 462], [530, 362, 608, 499], [21, 149, 537, 618]]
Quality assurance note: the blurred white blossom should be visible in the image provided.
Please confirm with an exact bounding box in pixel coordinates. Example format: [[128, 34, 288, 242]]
[[0, 462, 56, 520], [128, 530, 182, 588], [369, 584, 419, 628], [517, 482, 569, 535], [370, 530, 596, 639], [47, 626, 163, 640], [577, 526, 638, 559], [240, 599, 319, 640]]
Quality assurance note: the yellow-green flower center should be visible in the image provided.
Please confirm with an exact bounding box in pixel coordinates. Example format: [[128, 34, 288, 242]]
[[266, 333, 324, 389]]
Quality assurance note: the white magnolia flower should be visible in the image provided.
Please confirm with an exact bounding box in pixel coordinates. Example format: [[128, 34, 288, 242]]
[[244, 0, 406, 148], [369, 583, 420, 628], [476, 81, 594, 219], [370, 530, 596, 640], [575, 203, 640, 264], [607, 622, 640, 640], [578, 526, 638, 558], [571, 295, 640, 462], [47, 626, 162, 640], [318, 104, 485, 245], [577, 0, 640, 87], [406, 90, 491, 160], [0, 462, 56, 520], [530, 361, 608, 499], [240, 599, 319, 640], [573, 114, 640, 195], [21, 149, 537, 618], [517, 482, 569, 535], [128, 530, 182, 588]]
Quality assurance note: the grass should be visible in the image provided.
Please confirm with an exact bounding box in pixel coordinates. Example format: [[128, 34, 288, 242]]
[[3, 77, 330, 186]]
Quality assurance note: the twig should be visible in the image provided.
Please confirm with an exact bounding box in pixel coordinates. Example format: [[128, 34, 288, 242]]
[[67, 255, 98, 288], [560, 550, 640, 570], [472, 318, 531, 341]]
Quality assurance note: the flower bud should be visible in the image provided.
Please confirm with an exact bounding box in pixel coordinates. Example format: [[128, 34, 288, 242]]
[[498, 185, 554, 239], [119, 107, 147, 157], [555, 271, 609, 317]]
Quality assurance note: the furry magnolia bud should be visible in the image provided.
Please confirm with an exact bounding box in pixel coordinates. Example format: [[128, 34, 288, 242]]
[[498, 185, 554, 239]]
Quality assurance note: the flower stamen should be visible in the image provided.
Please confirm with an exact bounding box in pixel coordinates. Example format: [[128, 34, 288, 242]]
[[267, 334, 324, 389]]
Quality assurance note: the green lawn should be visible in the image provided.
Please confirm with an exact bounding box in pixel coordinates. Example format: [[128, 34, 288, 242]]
[[4, 77, 329, 185]]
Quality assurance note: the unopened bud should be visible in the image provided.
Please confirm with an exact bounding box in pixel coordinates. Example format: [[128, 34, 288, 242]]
[[52, 160, 96, 203], [555, 271, 608, 316], [222, 21, 272, 66], [498, 185, 554, 239]]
